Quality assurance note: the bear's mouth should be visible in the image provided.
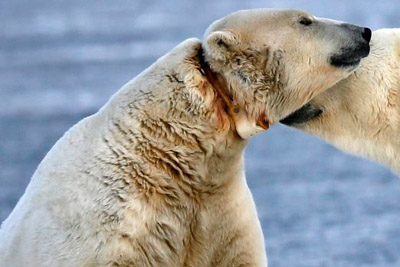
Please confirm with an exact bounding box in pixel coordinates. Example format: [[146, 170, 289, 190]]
[[329, 44, 370, 68], [280, 103, 323, 126], [331, 57, 361, 68]]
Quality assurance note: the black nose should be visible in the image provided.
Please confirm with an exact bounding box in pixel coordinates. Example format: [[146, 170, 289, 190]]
[[362, 27, 372, 42]]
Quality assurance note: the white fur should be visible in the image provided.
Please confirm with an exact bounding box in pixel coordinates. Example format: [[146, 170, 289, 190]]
[[297, 29, 400, 173], [0, 9, 361, 266]]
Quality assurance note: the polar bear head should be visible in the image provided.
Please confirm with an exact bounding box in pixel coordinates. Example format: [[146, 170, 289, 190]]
[[202, 9, 370, 138], [280, 29, 400, 169]]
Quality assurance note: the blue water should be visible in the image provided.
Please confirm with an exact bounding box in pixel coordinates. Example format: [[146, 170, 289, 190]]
[[1, 0, 400, 266]]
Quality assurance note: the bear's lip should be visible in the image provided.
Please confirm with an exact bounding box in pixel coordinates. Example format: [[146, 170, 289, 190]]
[[331, 58, 361, 68], [329, 43, 370, 68], [280, 103, 323, 126]]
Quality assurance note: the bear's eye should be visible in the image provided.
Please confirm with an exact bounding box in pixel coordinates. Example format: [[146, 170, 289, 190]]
[[299, 17, 313, 26]]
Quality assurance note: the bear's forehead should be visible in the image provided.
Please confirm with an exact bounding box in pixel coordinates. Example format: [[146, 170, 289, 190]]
[[211, 9, 313, 36], [226, 9, 312, 23]]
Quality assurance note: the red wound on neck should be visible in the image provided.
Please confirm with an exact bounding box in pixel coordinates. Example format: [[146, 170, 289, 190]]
[[256, 113, 270, 130]]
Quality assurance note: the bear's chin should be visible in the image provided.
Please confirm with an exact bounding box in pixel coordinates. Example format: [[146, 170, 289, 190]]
[[280, 103, 323, 126]]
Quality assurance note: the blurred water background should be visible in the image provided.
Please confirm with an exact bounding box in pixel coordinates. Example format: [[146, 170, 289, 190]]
[[1, 0, 400, 266]]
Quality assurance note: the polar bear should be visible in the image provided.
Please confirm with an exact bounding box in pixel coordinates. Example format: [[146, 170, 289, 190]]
[[0, 9, 370, 267], [282, 29, 400, 174]]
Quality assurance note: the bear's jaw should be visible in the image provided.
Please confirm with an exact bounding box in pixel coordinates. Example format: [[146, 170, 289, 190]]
[[232, 109, 269, 139]]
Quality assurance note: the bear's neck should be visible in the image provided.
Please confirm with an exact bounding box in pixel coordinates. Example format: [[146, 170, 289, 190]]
[[100, 109, 247, 206], [99, 54, 248, 205]]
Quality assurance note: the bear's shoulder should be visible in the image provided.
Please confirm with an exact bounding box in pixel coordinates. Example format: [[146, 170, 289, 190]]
[[154, 38, 202, 70]]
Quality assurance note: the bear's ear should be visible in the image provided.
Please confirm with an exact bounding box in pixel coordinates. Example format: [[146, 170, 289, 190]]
[[205, 31, 238, 60]]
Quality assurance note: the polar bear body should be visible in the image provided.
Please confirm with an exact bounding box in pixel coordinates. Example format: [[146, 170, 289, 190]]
[[0, 9, 370, 266], [0, 39, 266, 266]]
